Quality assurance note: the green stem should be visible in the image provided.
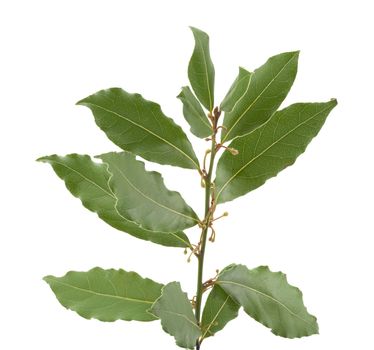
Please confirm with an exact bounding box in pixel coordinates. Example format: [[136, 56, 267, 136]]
[[195, 136, 216, 350]]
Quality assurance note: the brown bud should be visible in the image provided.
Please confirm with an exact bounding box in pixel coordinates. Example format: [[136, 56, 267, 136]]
[[228, 147, 239, 155]]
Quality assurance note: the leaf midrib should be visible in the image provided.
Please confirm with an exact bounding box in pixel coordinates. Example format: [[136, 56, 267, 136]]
[[217, 280, 314, 327], [216, 104, 332, 201], [222, 53, 297, 142], [45, 278, 155, 304], [182, 89, 211, 129], [196, 35, 213, 111], [87, 103, 199, 170], [201, 294, 230, 339], [162, 309, 201, 330]]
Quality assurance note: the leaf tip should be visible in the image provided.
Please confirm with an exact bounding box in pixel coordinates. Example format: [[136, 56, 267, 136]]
[[282, 50, 300, 61], [189, 26, 208, 38], [176, 86, 187, 99], [36, 155, 56, 163], [238, 66, 250, 74], [42, 275, 53, 284], [36, 156, 47, 163], [330, 98, 338, 106], [75, 98, 86, 106]]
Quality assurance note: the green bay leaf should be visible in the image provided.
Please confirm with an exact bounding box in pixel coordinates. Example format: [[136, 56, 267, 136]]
[[98, 152, 200, 233], [216, 265, 318, 338], [178, 86, 211, 138], [37, 154, 191, 248], [188, 27, 215, 111], [77, 88, 199, 170], [221, 51, 299, 142], [216, 100, 337, 203], [149, 282, 201, 349], [44, 268, 163, 322]]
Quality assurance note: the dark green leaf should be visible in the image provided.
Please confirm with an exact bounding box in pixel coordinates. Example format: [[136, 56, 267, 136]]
[[201, 285, 239, 340], [216, 100, 337, 203], [44, 268, 163, 322], [221, 51, 299, 142], [188, 27, 215, 111], [177, 86, 211, 138], [216, 265, 318, 338], [77, 88, 199, 170], [149, 282, 201, 349], [220, 67, 252, 113], [37, 154, 191, 248], [98, 152, 200, 233]]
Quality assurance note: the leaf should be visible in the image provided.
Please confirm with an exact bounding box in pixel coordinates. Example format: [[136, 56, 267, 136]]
[[220, 67, 252, 113], [221, 51, 299, 142], [77, 88, 199, 170], [149, 282, 201, 349], [216, 265, 318, 338], [37, 154, 191, 248], [188, 27, 215, 111], [98, 152, 200, 233], [201, 285, 239, 340], [177, 86, 211, 138], [216, 100, 337, 203], [44, 267, 163, 322]]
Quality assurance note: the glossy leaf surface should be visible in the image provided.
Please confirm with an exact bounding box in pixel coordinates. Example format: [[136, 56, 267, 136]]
[[77, 88, 199, 170], [99, 152, 199, 232], [178, 86, 211, 138], [37, 154, 190, 248], [149, 282, 201, 349], [221, 51, 299, 142], [217, 265, 318, 338], [216, 100, 337, 203], [44, 268, 163, 322], [220, 67, 252, 113], [188, 27, 215, 111], [201, 285, 239, 340]]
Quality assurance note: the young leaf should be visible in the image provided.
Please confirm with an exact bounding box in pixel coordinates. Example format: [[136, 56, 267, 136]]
[[77, 88, 200, 170], [216, 265, 318, 338], [220, 67, 252, 113], [216, 100, 338, 203], [98, 152, 200, 233], [37, 154, 191, 248], [177, 86, 211, 138], [201, 285, 239, 340], [149, 282, 201, 349], [188, 27, 215, 111], [221, 51, 299, 142], [44, 268, 163, 322]]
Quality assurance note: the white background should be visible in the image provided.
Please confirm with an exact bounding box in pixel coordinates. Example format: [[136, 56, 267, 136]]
[[1, 0, 373, 349]]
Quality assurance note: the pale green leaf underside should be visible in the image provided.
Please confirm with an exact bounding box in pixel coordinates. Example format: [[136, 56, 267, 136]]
[[216, 100, 337, 203], [149, 282, 201, 349], [217, 265, 319, 338], [188, 27, 215, 111], [77, 88, 199, 170], [37, 154, 191, 248], [221, 51, 299, 142], [178, 86, 211, 138], [220, 67, 252, 113], [44, 268, 163, 322], [201, 285, 239, 340], [98, 152, 199, 233]]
